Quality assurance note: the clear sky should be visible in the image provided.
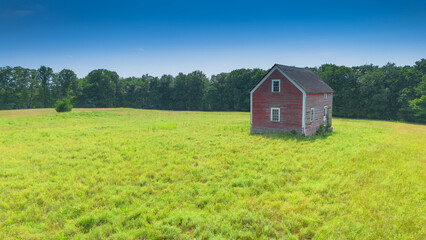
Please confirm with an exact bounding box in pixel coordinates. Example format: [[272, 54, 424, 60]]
[[1, 0, 425, 78]]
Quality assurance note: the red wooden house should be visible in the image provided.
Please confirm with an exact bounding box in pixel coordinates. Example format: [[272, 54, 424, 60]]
[[250, 64, 333, 136]]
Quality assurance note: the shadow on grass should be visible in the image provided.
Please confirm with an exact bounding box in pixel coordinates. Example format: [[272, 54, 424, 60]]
[[252, 131, 334, 142]]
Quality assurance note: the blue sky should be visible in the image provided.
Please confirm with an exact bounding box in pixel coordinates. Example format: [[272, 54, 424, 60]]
[[1, 0, 425, 78]]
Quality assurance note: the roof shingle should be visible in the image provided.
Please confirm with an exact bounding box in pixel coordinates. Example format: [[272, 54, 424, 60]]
[[275, 64, 333, 93]]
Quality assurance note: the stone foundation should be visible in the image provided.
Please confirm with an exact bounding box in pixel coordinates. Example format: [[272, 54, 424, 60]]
[[251, 126, 303, 135]]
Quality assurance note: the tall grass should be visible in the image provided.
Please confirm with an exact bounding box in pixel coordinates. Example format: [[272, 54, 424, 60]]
[[0, 108, 424, 239]]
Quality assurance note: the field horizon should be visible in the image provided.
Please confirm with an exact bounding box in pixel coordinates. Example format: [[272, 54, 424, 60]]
[[1, 108, 425, 239]]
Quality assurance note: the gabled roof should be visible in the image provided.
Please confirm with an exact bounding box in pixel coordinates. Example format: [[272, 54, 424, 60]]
[[275, 64, 333, 93], [252, 64, 334, 93]]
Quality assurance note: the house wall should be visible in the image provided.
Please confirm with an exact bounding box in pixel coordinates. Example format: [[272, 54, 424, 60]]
[[304, 93, 333, 136], [251, 69, 303, 133]]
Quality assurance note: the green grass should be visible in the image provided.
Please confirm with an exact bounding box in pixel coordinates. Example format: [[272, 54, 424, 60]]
[[0, 108, 425, 239]]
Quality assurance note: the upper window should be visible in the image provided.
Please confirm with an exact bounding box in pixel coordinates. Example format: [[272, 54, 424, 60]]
[[271, 108, 280, 122], [310, 108, 315, 122], [324, 93, 328, 99], [272, 79, 280, 93]]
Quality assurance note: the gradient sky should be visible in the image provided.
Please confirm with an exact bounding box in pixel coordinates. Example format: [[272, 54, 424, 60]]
[[1, 0, 425, 78]]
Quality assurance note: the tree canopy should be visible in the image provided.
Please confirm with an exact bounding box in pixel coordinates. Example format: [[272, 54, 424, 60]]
[[0, 59, 425, 123]]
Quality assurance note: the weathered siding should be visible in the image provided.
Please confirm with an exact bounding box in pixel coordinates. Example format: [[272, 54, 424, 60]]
[[251, 69, 303, 133], [304, 93, 333, 136]]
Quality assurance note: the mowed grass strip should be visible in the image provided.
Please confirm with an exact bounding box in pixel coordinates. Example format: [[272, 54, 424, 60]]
[[0, 109, 424, 239]]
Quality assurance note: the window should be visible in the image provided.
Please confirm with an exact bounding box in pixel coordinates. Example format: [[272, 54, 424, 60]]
[[323, 106, 328, 125], [310, 108, 315, 122], [324, 93, 328, 99], [272, 79, 280, 92], [271, 108, 280, 122]]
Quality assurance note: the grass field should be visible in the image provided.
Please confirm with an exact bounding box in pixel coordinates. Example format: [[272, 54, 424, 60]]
[[0, 108, 425, 239]]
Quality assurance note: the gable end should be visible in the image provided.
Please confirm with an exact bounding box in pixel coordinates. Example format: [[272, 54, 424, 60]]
[[250, 65, 307, 134], [250, 65, 305, 95]]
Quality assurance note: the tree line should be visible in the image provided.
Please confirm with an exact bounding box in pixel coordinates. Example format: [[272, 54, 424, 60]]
[[0, 59, 424, 123]]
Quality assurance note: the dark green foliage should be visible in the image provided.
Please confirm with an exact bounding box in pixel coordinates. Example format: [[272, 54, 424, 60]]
[[54, 69, 78, 100], [316, 114, 332, 135], [316, 124, 325, 135], [171, 71, 208, 110], [314, 59, 425, 123], [55, 98, 73, 112], [79, 69, 119, 108], [0, 59, 425, 123], [204, 69, 267, 111], [37, 66, 54, 108]]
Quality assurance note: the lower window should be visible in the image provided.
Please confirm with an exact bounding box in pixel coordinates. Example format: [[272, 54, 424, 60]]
[[271, 108, 280, 122]]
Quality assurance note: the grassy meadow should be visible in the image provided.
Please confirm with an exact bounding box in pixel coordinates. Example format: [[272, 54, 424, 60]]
[[0, 108, 425, 239]]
